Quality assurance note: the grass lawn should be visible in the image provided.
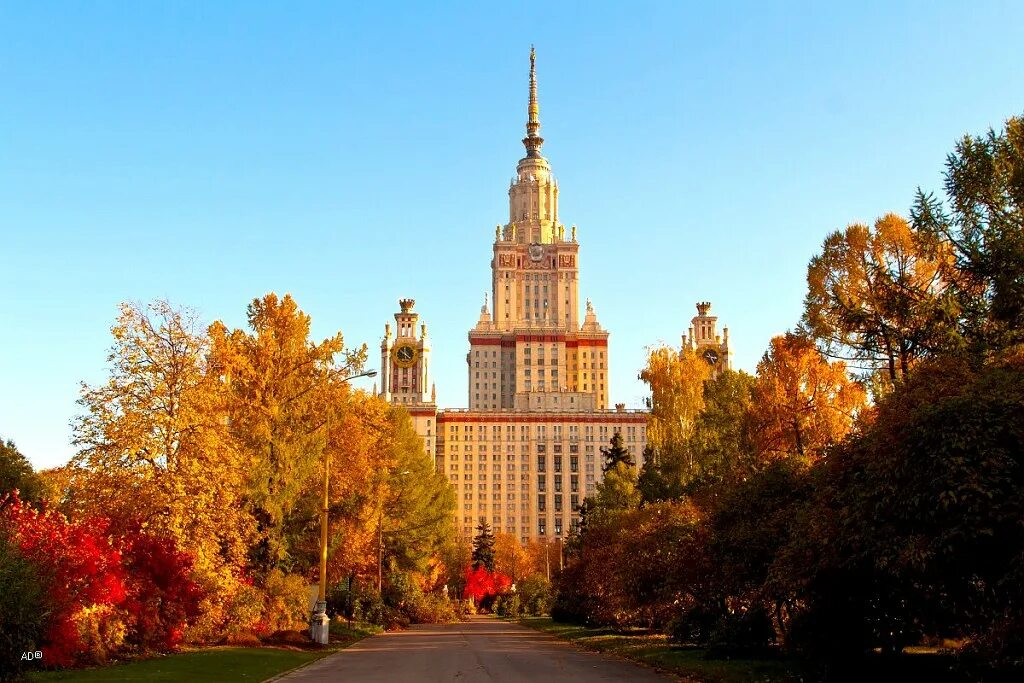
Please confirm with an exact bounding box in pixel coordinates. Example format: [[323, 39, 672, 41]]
[[27, 622, 382, 683], [517, 617, 803, 683]]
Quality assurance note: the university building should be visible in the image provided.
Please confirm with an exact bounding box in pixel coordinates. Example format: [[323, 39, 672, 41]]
[[376, 50, 731, 543]]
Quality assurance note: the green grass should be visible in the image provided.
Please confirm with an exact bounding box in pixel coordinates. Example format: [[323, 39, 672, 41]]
[[27, 622, 382, 683], [517, 617, 803, 683], [27, 648, 327, 683]]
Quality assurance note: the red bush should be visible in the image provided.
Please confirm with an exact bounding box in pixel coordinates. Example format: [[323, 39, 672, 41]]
[[1, 493, 127, 667], [118, 528, 204, 650], [0, 494, 207, 666], [462, 565, 512, 604]]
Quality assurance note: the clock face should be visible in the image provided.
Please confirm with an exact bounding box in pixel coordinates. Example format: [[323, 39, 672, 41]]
[[528, 243, 544, 262], [393, 344, 418, 368], [702, 348, 720, 366]]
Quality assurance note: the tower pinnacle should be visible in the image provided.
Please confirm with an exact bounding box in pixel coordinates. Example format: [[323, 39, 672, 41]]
[[523, 46, 544, 158]]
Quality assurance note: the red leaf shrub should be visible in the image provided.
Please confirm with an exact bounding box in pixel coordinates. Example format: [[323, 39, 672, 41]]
[[0, 494, 208, 666], [462, 565, 512, 604], [118, 528, 205, 651], [1, 493, 127, 667]]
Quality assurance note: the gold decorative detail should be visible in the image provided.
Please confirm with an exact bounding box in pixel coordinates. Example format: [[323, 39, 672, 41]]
[[392, 343, 418, 368]]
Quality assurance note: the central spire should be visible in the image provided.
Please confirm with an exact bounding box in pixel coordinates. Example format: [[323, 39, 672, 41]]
[[522, 46, 544, 158]]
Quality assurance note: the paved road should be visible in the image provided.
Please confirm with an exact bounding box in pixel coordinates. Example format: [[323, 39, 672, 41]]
[[278, 615, 675, 682]]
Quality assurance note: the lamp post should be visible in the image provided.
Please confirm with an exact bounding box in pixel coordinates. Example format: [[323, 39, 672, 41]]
[[310, 368, 377, 645]]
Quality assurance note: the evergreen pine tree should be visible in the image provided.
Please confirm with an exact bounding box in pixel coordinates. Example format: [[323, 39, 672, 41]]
[[600, 431, 634, 473], [471, 517, 496, 571]]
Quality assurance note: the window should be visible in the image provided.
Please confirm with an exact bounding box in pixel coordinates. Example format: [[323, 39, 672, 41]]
[[538, 495, 546, 512]]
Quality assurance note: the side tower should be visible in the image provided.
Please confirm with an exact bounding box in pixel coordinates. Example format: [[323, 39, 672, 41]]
[[379, 299, 437, 461], [682, 301, 732, 375]]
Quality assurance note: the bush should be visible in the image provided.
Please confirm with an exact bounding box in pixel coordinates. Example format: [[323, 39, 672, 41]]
[[1, 493, 128, 667], [221, 582, 265, 640], [706, 605, 777, 658], [494, 593, 522, 618], [0, 533, 49, 681], [516, 575, 553, 616], [407, 593, 459, 624], [668, 602, 721, 645], [118, 529, 204, 651], [260, 570, 309, 634]]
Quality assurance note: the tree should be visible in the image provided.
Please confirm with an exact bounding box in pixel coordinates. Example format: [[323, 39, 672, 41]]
[[71, 300, 254, 637], [594, 461, 641, 512], [637, 346, 712, 500], [684, 370, 757, 490], [748, 333, 866, 465], [600, 431, 634, 472], [802, 213, 957, 389], [0, 437, 43, 504], [494, 532, 529, 581], [912, 114, 1024, 351], [209, 292, 367, 572], [472, 518, 496, 571], [640, 346, 710, 460], [776, 352, 1024, 666], [377, 406, 455, 576]]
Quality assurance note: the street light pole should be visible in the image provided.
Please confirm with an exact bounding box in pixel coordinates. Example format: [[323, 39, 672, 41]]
[[310, 368, 376, 645]]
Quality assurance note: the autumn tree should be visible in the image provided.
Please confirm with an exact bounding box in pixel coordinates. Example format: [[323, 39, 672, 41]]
[[493, 532, 529, 581], [472, 518, 496, 571], [209, 292, 367, 573], [71, 300, 254, 635], [288, 389, 390, 582], [802, 213, 957, 390], [640, 346, 710, 457], [638, 346, 712, 500], [912, 114, 1024, 350], [747, 333, 866, 465]]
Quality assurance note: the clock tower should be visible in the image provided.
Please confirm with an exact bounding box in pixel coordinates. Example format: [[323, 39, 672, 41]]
[[379, 298, 438, 462], [380, 298, 434, 406], [682, 301, 732, 375]]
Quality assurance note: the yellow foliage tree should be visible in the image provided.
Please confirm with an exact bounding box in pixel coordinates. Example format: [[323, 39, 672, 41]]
[[640, 345, 711, 464], [208, 292, 367, 573], [493, 532, 529, 581], [748, 333, 866, 465], [70, 300, 255, 639], [803, 213, 957, 390]]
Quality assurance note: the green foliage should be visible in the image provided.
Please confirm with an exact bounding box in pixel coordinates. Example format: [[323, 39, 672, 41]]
[[471, 518, 495, 571], [0, 533, 49, 681], [912, 113, 1024, 351], [593, 461, 640, 512], [516, 575, 553, 616], [380, 408, 455, 575], [494, 593, 522, 618], [0, 437, 44, 504], [639, 370, 756, 503], [599, 432, 633, 472]]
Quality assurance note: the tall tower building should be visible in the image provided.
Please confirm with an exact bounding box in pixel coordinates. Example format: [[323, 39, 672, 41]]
[[469, 47, 610, 412], [378, 50, 647, 543]]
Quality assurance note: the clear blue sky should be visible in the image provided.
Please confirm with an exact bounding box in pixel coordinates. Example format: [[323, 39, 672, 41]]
[[2, 2, 1022, 469]]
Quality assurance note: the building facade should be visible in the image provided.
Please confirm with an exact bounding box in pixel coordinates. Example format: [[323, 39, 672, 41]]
[[377, 50, 730, 543]]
